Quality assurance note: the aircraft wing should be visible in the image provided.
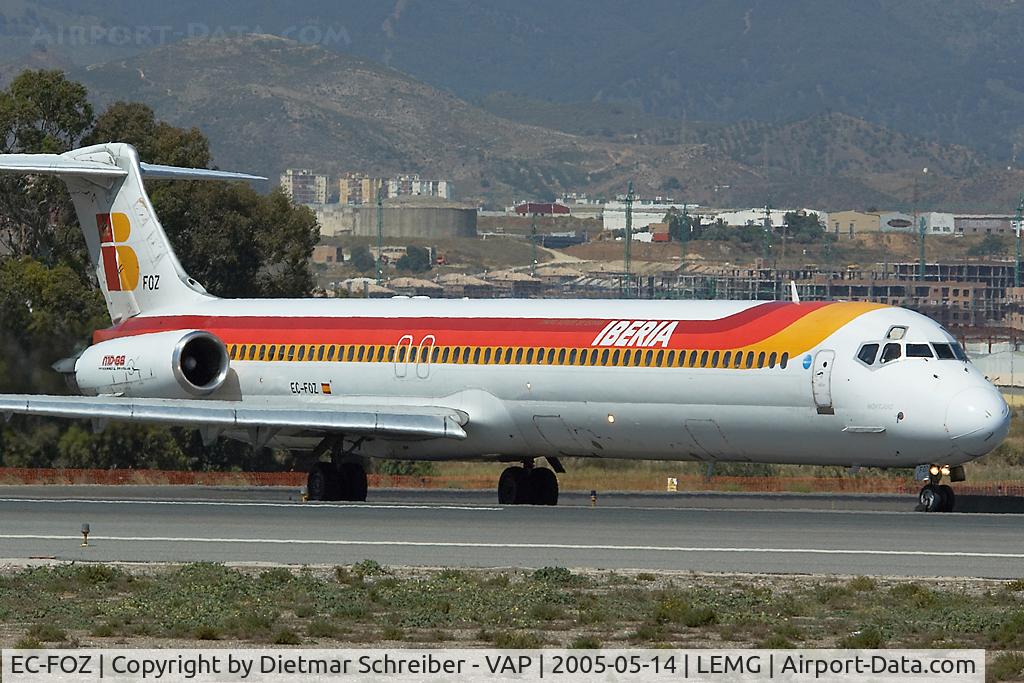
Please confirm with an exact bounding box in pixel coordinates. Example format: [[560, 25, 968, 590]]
[[0, 395, 468, 441]]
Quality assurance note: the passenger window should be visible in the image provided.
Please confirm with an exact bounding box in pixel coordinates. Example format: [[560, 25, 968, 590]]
[[906, 343, 933, 358], [880, 343, 902, 363], [768, 352, 777, 368], [472, 348, 481, 364], [525, 348, 535, 364], [317, 346, 325, 361], [932, 343, 955, 360], [483, 348, 491, 364], [757, 351, 766, 368], [780, 352, 789, 369], [611, 349, 621, 365], [745, 351, 755, 368], [568, 349, 578, 365], [557, 349, 566, 364], [645, 350, 654, 366], [258, 345, 267, 361], [689, 351, 698, 367], [711, 351, 720, 368], [601, 349, 610, 366], [722, 351, 732, 367], [734, 352, 743, 368], [347, 346, 356, 362], [857, 343, 879, 365], [442, 347, 451, 363], [505, 348, 514, 364], [514, 348, 523, 363], [657, 350, 665, 366], [547, 349, 556, 364], [286, 345, 296, 361]]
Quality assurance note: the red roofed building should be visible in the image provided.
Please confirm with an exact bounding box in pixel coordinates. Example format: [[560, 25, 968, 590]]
[[514, 202, 570, 216]]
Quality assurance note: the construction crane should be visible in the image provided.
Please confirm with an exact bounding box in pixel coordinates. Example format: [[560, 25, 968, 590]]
[[1015, 194, 1023, 288], [623, 180, 635, 297], [918, 215, 927, 282], [375, 185, 385, 285]]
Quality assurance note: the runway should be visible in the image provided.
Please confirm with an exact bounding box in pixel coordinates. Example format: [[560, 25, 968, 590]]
[[0, 486, 1022, 578]]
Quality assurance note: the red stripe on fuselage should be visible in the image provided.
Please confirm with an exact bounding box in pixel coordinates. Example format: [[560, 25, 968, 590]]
[[92, 301, 830, 350]]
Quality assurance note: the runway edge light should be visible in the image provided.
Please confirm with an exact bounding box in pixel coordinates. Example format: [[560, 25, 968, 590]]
[[80, 523, 90, 547]]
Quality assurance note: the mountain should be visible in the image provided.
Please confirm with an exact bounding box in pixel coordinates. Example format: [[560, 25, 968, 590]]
[[54, 35, 1024, 211], [8, 0, 1024, 159], [71, 36, 755, 206]]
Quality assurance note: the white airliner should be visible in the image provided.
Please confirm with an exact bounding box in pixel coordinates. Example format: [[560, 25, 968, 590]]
[[0, 144, 1011, 512]]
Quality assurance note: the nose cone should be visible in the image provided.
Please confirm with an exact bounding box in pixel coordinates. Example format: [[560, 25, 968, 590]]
[[946, 387, 1011, 457]]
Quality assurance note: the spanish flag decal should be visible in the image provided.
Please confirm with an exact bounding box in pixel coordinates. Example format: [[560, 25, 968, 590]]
[[321, 383, 332, 395]]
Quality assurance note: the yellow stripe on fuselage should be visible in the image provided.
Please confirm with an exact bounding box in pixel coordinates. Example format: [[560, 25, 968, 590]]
[[736, 302, 887, 356]]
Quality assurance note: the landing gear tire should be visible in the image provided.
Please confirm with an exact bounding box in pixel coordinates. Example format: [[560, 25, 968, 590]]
[[938, 484, 955, 512], [919, 483, 955, 513], [529, 467, 559, 506], [340, 462, 368, 502], [498, 466, 530, 505], [308, 462, 341, 501]]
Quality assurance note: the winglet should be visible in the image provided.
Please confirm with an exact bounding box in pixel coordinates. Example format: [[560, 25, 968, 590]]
[[790, 280, 800, 303]]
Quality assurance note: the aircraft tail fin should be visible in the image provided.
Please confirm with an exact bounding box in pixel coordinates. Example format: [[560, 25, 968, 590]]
[[0, 143, 265, 324]]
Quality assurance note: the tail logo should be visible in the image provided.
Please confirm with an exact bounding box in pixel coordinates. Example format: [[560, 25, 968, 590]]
[[96, 213, 139, 291]]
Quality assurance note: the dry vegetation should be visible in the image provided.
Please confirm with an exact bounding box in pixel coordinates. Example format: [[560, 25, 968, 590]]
[[1, 562, 1023, 679]]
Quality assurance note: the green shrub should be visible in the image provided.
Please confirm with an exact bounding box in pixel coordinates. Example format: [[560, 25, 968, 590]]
[[839, 626, 885, 648], [847, 576, 877, 592], [271, 627, 301, 645], [27, 623, 67, 642], [990, 652, 1024, 681], [570, 635, 602, 649], [492, 630, 544, 648], [306, 619, 339, 638]]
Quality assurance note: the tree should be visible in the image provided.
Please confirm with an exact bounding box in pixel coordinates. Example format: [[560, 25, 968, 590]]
[[0, 70, 93, 265], [349, 246, 375, 273], [396, 245, 432, 273], [0, 70, 322, 470], [783, 211, 824, 243]]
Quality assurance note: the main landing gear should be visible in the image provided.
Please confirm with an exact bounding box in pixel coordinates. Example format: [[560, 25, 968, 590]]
[[916, 464, 964, 513], [498, 462, 559, 506], [307, 461, 368, 502]]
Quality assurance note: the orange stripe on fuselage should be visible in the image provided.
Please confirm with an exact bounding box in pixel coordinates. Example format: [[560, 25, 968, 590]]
[[92, 301, 885, 355]]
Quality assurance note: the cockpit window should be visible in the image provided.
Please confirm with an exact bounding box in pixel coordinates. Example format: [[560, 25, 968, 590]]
[[886, 326, 907, 341], [952, 342, 967, 361], [906, 343, 933, 358], [857, 343, 879, 365], [880, 343, 902, 363], [932, 343, 956, 360]]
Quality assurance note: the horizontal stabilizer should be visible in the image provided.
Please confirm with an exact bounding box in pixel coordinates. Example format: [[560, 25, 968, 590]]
[[0, 153, 264, 182], [0, 154, 127, 177], [140, 163, 267, 182], [0, 394, 468, 441]]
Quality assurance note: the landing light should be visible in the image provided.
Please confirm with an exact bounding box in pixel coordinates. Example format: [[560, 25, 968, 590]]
[[929, 465, 941, 476], [940, 465, 951, 476], [607, 414, 615, 424]]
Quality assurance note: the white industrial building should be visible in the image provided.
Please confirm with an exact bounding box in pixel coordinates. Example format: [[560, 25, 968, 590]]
[[711, 208, 829, 230], [602, 200, 697, 231], [878, 211, 956, 236]]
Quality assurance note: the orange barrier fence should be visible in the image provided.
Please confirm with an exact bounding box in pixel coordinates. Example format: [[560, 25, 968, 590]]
[[1, 467, 1024, 496]]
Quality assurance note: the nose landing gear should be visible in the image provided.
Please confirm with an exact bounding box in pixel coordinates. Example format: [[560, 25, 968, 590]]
[[916, 464, 962, 513]]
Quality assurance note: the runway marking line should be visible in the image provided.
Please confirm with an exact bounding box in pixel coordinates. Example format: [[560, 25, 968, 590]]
[[2, 535, 1023, 560], [0, 498, 499, 512]]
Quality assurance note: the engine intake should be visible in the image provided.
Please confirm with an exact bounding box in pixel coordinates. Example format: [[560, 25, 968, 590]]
[[173, 331, 230, 395]]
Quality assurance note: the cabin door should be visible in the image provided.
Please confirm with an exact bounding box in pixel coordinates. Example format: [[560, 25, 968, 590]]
[[811, 349, 835, 414]]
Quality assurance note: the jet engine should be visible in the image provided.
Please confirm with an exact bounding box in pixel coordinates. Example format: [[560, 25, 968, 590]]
[[74, 330, 230, 398]]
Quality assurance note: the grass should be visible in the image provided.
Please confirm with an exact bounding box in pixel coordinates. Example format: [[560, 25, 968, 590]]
[[0, 560, 1023, 669]]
